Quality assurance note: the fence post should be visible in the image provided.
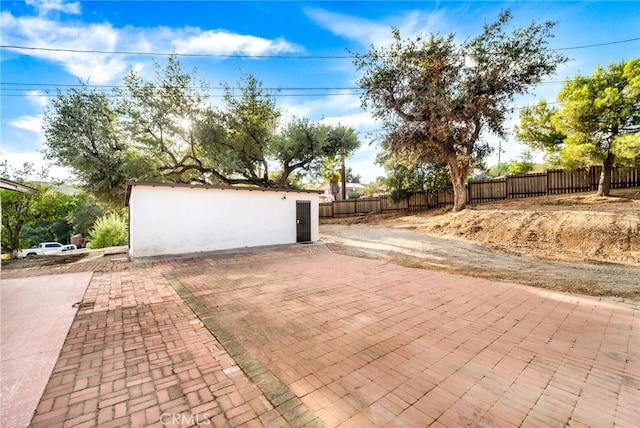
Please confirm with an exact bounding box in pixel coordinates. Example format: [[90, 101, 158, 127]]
[[545, 170, 549, 195], [589, 165, 598, 190], [505, 176, 510, 199]]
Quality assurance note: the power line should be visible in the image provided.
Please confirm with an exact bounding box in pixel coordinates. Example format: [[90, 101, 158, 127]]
[[0, 45, 348, 59], [551, 38, 640, 51], [0, 79, 574, 90], [1, 37, 638, 58], [0, 82, 363, 91], [0, 75, 609, 96], [0, 92, 362, 98], [0, 91, 564, 113]]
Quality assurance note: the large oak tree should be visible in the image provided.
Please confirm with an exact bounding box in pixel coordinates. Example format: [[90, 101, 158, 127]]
[[43, 57, 355, 206], [353, 10, 566, 211]]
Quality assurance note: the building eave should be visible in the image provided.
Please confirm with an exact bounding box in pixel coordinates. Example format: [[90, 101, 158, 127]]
[[124, 181, 322, 206], [0, 178, 38, 195]]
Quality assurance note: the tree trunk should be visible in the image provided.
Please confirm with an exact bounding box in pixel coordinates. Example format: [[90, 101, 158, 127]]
[[5, 223, 22, 259], [341, 157, 347, 201], [597, 152, 615, 197], [330, 179, 340, 201], [447, 158, 467, 211]]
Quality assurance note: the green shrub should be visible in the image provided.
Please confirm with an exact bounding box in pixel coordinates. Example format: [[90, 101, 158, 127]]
[[87, 213, 128, 249]]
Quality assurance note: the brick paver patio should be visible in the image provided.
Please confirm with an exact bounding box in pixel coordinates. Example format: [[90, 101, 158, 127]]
[[5, 244, 638, 427]]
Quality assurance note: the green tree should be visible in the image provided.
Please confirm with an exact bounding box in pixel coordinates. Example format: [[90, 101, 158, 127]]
[[117, 56, 209, 186], [516, 59, 640, 196], [20, 218, 74, 248], [1, 163, 73, 258], [68, 193, 104, 236], [377, 150, 452, 203], [489, 162, 510, 178], [514, 100, 566, 154], [270, 116, 330, 187], [42, 85, 140, 207], [345, 168, 362, 184], [353, 10, 566, 211], [361, 179, 386, 196], [321, 125, 361, 200], [320, 155, 341, 200], [21, 220, 52, 248], [506, 151, 536, 175], [43, 58, 344, 204], [87, 213, 128, 249]]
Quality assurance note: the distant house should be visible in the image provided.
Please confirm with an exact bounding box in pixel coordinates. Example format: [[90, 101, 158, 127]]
[[125, 182, 321, 258], [317, 182, 366, 202]]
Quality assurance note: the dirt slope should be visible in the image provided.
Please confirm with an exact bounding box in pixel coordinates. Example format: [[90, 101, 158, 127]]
[[322, 188, 640, 266], [320, 188, 640, 301]]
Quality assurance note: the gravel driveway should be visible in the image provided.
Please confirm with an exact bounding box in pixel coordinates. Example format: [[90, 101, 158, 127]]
[[320, 224, 640, 302]]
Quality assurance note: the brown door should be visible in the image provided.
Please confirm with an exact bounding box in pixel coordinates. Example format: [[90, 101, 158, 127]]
[[296, 201, 311, 243]]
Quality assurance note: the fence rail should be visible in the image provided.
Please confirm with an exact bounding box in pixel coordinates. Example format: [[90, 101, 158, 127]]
[[320, 165, 640, 218]]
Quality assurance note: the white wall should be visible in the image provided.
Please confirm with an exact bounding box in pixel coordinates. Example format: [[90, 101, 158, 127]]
[[128, 185, 319, 258]]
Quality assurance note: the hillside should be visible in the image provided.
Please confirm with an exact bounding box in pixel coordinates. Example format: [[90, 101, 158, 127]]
[[321, 187, 640, 266]]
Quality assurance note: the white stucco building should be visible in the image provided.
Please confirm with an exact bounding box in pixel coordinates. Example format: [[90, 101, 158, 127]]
[[125, 182, 320, 258]]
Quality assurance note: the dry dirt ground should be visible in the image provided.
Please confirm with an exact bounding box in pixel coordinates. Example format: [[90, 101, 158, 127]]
[[320, 187, 640, 302]]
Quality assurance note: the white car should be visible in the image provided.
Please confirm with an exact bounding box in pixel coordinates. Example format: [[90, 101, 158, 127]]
[[21, 242, 64, 257], [61, 244, 77, 252]]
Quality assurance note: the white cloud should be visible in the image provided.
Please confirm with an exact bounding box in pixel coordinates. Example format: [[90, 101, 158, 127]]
[[304, 8, 390, 47], [8, 114, 44, 135], [349, 148, 384, 183], [282, 93, 363, 120], [173, 29, 301, 56], [25, 0, 81, 16], [1, 12, 127, 83], [27, 90, 50, 109], [319, 112, 378, 131], [304, 7, 448, 48], [0, 10, 301, 85], [0, 147, 72, 181]]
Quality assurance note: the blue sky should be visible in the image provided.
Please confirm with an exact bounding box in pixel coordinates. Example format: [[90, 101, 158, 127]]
[[1, 0, 639, 184]]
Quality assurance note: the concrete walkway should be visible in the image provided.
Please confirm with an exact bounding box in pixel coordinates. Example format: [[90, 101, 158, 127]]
[[3, 245, 639, 427], [1, 272, 92, 428]]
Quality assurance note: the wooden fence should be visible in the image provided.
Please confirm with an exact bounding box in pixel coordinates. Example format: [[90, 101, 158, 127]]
[[320, 165, 640, 218]]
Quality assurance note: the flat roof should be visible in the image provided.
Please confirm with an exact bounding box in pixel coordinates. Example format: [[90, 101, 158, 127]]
[[125, 181, 322, 206]]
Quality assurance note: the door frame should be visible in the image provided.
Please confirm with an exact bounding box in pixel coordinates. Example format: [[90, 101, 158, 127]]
[[296, 200, 311, 243]]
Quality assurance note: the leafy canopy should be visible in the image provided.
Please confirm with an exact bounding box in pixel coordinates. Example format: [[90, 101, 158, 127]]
[[320, 125, 361, 200], [516, 58, 640, 195], [0, 162, 74, 257], [354, 10, 566, 210], [376, 149, 452, 203], [88, 213, 128, 249], [43, 57, 358, 207]]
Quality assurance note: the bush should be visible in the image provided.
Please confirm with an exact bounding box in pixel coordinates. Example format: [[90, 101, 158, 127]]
[[87, 213, 128, 249]]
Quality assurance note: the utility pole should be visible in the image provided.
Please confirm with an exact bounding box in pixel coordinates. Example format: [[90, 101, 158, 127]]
[[341, 147, 347, 200]]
